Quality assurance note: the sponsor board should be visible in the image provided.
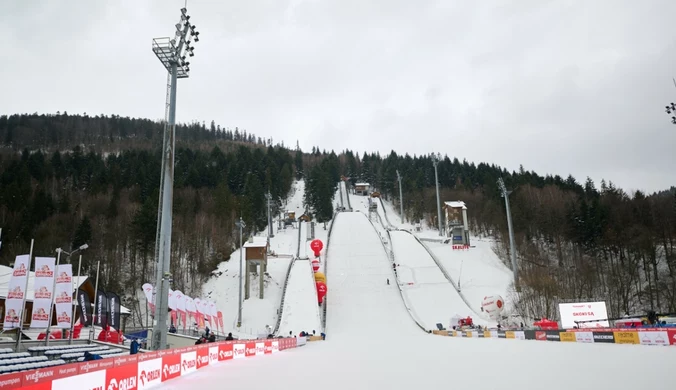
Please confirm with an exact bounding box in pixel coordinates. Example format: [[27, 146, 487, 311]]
[[52, 370, 106, 390], [245, 342, 256, 357], [196, 347, 209, 369], [219, 343, 234, 361], [574, 331, 594, 343], [497, 331, 506, 338], [272, 340, 279, 353], [208, 346, 219, 364], [505, 331, 515, 339], [614, 331, 640, 345], [255, 342, 265, 356], [592, 331, 615, 343], [558, 301, 610, 329], [483, 331, 491, 338], [638, 331, 669, 346], [233, 343, 246, 359], [180, 352, 197, 376], [465, 331, 473, 338], [514, 331, 526, 340], [161, 353, 181, 382], [105, 362, 138, 390], [559, 332, 576, 342], [137, 358, 162, 390], [535, 331, 547, 341]]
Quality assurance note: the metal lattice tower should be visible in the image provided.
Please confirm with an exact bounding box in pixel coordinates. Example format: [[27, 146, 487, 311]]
[[431, 153, 443, 236]]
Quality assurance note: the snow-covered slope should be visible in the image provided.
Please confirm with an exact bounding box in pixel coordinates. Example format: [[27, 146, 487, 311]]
[[278, 259, 321, 336], [326, 212, 423, 340], [389, 230, 482, 329]]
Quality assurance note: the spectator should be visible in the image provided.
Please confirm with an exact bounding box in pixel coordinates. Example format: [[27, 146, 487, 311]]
[[225, 332, 234, 341], [169, 324, 177, 333], [130, 339, 140, 355], [84, 351, 102, 361], [208, 334, 216, 343]]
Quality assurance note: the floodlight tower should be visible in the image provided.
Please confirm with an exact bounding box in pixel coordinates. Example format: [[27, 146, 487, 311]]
[[497, 177, 518, 286], [665, 78, 676, 125], [396, 170, 404, 224], [431, 153, 443, 236], [150, 7, 200, 351]]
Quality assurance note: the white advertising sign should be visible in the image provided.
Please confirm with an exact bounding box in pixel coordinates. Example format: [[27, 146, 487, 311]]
[[54, 264, 73, 328], [31, 257, 56, 328], [638, 331, 669, 346], [558, 301, 610, 329], [3, 254, 31, 329]]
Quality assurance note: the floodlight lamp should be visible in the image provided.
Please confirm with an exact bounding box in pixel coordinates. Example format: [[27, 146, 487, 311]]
[[181, 7, 187, 15], [56, 248, 63, 254], [189, 52, 194, 57], [194, 37, 199, 43], [80, 243, 89, 250], [170, 39, 176, 47], [176, 23, 182, 31]]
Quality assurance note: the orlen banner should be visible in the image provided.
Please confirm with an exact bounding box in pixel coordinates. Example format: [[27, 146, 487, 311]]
[[3, 254, 31, 329], [54, 264, 73, 328], [558, 301, 610, 329], [31, 257, 56, 328]]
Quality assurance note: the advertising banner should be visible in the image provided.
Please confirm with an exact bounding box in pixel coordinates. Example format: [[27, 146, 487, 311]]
[[107, 291, 121, 331], [77, 289, 92, 327], [31, 257, 56, 328], [142, 283, 155, 315], [3, 254, 31, 329], [558, 301, 610, 329], [54, 264, 73, 328], [94, 289, 109, 329], [638, 330, 669, 346]]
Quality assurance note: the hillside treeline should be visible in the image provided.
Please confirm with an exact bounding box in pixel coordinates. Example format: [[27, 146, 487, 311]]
[[2, 113, 675, 323], [0, 114, 294, 300]]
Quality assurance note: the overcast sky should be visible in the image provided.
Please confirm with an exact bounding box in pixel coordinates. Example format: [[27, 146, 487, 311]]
[[2, 0, 676, 193]]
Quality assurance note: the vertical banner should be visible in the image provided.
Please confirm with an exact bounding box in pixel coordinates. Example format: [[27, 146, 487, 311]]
[[201, 300, 211, 326], [142, 283, 155, 315], [77, 288, 93, 326], [54, 264, 73, 328], [94, 289, 109, 329], [175, 290, 185, 328], [194, 298, 203, 328], [217, 311, 224, 331], [107, 291, 121, 331], [3, 254, 31, 329], [31, 257, 56, 328], [208, 301, 217, 332], [185, 297, 194, 331]]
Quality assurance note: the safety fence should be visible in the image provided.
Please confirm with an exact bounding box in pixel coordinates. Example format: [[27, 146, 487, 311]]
[[0, 337, 298, 390], [433, 327, 676, 346]]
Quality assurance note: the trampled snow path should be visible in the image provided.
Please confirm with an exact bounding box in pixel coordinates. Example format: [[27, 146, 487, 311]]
[[164, 210, 673, 390], [277, 259, 321, 337]]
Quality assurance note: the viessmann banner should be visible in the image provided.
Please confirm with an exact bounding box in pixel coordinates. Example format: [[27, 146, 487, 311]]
[[558, 301, 610, 329]]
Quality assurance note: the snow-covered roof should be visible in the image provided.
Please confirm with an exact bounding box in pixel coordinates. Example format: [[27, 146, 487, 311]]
[[244, 236, 269, 248], [355, 183, 370, 187], [0, 265, 130, 314], [444, 201, 467, 210]]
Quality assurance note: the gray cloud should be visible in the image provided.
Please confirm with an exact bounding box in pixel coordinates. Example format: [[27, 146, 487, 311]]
[[2, 0, 675, 193]]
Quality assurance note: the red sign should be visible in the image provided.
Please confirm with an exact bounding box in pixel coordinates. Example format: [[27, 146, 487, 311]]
[[264, 340, 273, 354], [196, 347, 210, 369], [161, 353, 181, 382], [106, 362, 138, 390], [668, 329, 676, 345], [535, 331, 546, 341], [218, 343, 234, 361], [245, 342, 256, 357]]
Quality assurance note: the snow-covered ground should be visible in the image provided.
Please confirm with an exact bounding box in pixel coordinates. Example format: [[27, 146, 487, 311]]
[[389, 230, 483, 329], [163, 210, 672, 390], [200, 180, 310, 338], [277, 258, 321, 337]]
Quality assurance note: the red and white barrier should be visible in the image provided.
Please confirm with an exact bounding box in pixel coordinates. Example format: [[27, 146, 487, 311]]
[[0, 337, 297, 390], [452, 245, 470, 250]]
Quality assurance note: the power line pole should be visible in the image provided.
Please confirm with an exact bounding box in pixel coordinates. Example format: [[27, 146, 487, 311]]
[[497, 178, 518, 287], [266, 192, 274, 238], [396, 170, 404, 224], [235, 217, 246, 328], [431, 153, 443, 237], [151, 6, 200, 351]]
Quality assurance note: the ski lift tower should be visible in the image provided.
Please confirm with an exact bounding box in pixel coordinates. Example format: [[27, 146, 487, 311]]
[[150, 6, 200, 351]]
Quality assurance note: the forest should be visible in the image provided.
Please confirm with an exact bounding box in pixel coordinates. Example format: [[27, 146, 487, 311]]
[[1, 113, 675, 322]]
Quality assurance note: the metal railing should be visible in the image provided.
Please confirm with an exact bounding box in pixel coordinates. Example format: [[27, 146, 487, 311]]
[[321, 210, 339, 333], [273, 254, 298, 335]]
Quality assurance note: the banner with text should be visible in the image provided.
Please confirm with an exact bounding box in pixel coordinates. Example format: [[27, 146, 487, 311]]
[[54, 264, 73, 328], [3, 254, 31, 329], [31, 257, 56, 328], [558, 301, 610, 329], [107, 291, 121, 331], [142, 283, 155, 315], [77, 288, 92, 327]]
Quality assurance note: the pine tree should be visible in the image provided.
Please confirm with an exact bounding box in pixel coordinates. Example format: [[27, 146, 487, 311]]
[[72, 216, 92, 250]]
